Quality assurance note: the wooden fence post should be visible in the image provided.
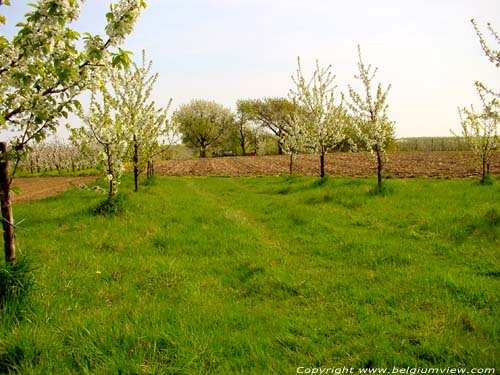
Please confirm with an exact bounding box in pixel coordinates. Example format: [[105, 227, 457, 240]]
[[0, 142, 16, 265]]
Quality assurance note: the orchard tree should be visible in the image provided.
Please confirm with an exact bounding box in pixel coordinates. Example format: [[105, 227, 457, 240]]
[[347, 45, 395, 190], [466, 19, 499, 183], [456, 89, 499, 183], [290, 57, 347, 178], [175, 99, 233, 158], [72, 77, 130, 202], [239, 98, 297, 154], [234, 99, 257, 156], [0, 0, 146, 265], [280, 100, 307, 175], [107, 50, 173, 192]]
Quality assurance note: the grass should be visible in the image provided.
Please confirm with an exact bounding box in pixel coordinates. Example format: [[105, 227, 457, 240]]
[[1, 175, 499, 373]]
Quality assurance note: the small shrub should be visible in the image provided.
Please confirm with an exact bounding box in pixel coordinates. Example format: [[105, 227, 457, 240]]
[[0, 257, 36, 325], [93, 193, 127, 216]]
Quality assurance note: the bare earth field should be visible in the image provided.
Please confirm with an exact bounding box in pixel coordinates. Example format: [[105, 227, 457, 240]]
[[11, 176, 97, 203], [8, 152, 500, 202], [156, 151, 500, 178]]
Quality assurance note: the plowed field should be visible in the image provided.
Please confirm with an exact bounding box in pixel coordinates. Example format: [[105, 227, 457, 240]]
[[8, 152, 500, 202], [11, 176, 97, 203], [155, 151, 500, 178]]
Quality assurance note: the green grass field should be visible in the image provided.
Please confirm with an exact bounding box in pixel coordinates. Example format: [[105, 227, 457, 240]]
[[1, 175, 499, 374]]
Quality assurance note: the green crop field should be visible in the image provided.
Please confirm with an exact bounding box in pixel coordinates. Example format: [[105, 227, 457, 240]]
[[1, 175, 500, 374]]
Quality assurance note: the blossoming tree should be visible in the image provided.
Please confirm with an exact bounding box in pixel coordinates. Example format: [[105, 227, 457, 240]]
[[457, 20, 500, 183], [107, 51, 173, 192], [0, 0, 146, 265], [290, 57, 347, 178], [347, 45, 395, 190], [457, 94, 499, 183]]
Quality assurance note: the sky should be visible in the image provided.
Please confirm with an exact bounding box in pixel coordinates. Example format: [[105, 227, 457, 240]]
[[2, 0, 500, 138]]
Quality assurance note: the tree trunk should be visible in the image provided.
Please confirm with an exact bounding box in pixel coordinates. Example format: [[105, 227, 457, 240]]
[[105, 145, 116, 201], [147, 160, 154, 179], [289, 153, 294, 175], [133, 134, 139, 192], [200, 147, 206, 158], [0, 143, 15, 265], [376, 146, 383, 189], [320, 152, 325, 178], [240, 129, 247, 156]]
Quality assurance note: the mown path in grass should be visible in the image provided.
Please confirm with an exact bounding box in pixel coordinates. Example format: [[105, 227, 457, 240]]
[[2, 176, 500, 374]]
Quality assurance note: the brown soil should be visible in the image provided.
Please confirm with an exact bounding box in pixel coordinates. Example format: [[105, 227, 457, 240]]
[[7, 152, 500, 202], [11, 176, 97, 203], [155, 151, 500, 178]]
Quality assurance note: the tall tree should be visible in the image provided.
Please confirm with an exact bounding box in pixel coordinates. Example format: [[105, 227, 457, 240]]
[[73, 79, 130, 202], [174, 100, 233, 158], [108, 50, 172, 192], [235, 100, 257, 156], [238, 98, 296, 155], [290, 57, 347, 178], [347, 45, 395, 190], [0, 0, 146, 265]]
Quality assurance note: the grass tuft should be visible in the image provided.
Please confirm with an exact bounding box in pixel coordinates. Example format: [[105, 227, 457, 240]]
[[0, 257, 36, 326], [93, 193, 127, 216]]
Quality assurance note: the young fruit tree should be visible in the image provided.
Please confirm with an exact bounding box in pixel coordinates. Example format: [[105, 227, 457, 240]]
[[174, 100, 233, 158], [290, 57, 347, 178], [347, 45, 395, 189], [72, 76, 130, 202], [456, 92, 499, 183], [106, 50, 173, 192], [277, 100, 306, 175], [0, 0, 146, 265]]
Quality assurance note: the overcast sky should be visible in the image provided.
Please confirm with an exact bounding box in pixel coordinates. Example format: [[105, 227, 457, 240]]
[[3, 0, 500, 138]]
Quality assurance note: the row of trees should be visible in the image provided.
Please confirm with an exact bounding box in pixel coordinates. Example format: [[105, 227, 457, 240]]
[[175, 46, 395, 186], [16, 139, 98, 173], [1, 0, 498, 269]]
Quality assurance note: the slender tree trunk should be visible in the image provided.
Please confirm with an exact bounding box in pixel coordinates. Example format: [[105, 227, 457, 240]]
[[289, 153, 294, 175], [320, 152, 325, 178], [147, 160, 154, 179], [200, 147, 206, 158], [376, 146, 383, 189], [0, 143, 15, 265], [105, 145, 116, 201], [240, 140, 246, 156], [240, 128, 247, 156], [133, 134, 139, 192]]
